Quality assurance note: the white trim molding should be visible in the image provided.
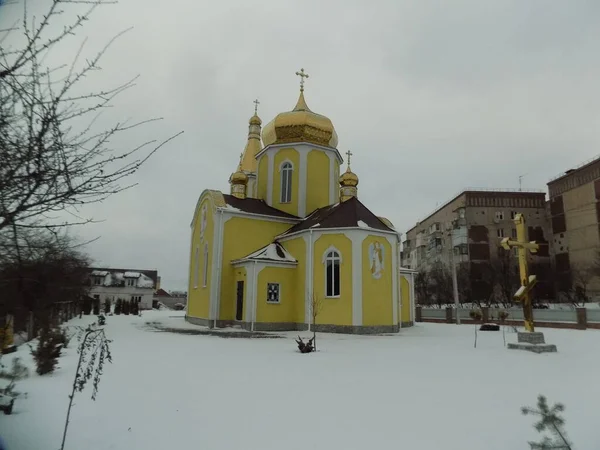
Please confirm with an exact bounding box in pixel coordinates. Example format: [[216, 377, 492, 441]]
[[267, 152, 274, 206], [351, 233, 362, 326]]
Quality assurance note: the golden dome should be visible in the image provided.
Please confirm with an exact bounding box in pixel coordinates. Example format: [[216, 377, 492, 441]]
[[262, 91, 338, 148], [230, 169, 248, 184], [339, 166, 359, 187], [249, 114, 262, 126]]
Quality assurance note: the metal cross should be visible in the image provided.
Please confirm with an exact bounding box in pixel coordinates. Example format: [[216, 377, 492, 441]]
[[253, 99, 260, 115], [500, 213, 539, 332], [295, 68, 309, 92], [345, 150, 353, 167]]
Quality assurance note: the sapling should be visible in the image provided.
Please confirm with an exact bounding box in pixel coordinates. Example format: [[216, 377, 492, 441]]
[[60, 325, 112, 450], [522, 395, 573, 450]]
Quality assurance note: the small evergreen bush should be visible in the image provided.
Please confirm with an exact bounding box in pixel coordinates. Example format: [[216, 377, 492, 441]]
[[31, 328, 65, 375]]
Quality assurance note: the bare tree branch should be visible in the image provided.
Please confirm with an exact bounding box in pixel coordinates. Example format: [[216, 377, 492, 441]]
[[0, 0, 183, 232]]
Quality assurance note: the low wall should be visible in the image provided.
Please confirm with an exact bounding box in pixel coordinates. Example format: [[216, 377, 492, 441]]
[[416, 306, 600, 330]]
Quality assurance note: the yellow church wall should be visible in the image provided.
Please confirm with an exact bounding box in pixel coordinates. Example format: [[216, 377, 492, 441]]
[[219, 216, 292, 321], [256, 267, 296, 323], [306, 150, 331, 214], [400, 276, 411, 324], [362, 236, 393, 326], [257, 156, 268, 201], [280, 237, 306, 323], [273, 148, 300, 216], [187, 196, 214, 319], [313, 234, 352, 326]]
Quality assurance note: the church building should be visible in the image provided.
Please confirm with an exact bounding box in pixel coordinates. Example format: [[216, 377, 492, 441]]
[[186, 70, 415, 333]]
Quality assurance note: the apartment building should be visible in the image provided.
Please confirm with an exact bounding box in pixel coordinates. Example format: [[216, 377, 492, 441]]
[[548, 155, 600, 293], [402, 189, 552, 298]]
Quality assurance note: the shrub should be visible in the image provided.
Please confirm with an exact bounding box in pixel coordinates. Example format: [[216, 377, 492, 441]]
[[92, 299, 100, 315], [469, 309, 483, 321], [114, 299, 122, 315], [104, 299, 111, 314], [31, 328, 65, 375]]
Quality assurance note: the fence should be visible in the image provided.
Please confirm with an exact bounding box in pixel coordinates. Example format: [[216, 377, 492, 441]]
[[416, 306, 600, 330]]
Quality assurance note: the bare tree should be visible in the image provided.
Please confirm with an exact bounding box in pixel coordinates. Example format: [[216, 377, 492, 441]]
[[0, 227, 90, 336], [415, 267, 432, 306], [429, 260, 453, 307], [0, 0, 182, 233], [559, 263, 594, 307], [308, 292, 324, 351], [489, 249, 520, 308]]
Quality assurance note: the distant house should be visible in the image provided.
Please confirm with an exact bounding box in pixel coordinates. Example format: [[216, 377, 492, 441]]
[[88, 268, 158, 310], [153, 289, 187, 310]]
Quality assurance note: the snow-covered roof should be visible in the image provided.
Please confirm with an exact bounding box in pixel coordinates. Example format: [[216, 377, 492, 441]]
[[88, 267, 158, 289], [91, 270, 109, 276], [232, 242, 297, 265], [124, 271, 141, 278]]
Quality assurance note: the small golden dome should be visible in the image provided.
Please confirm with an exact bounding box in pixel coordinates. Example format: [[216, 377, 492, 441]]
[[230, 170, 248, 184], [249, 114, 262, 126], [262, 91, 338, 148], [339, 166, 359, 187]]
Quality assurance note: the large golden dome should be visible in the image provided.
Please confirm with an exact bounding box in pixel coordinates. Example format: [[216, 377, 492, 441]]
[[262, 91, 338, 148]]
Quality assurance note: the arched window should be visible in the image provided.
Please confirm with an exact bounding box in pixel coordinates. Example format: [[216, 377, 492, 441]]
[[324, 249, 341, 297], [280, 161, 293, 203], [193, 247, 200, 288], [202, 243, 209, 287]]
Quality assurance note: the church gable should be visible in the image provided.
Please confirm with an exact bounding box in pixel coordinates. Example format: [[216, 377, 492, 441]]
[[232, 242, 297, 266]]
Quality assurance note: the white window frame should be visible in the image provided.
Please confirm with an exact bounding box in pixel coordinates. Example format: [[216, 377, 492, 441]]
[[202, 243, 209, 288], [322, 246, 342, 298], [495, 211, 504, 220], [279, 160, 293, 203], [497, 228, 505, 238], [126, 278, 136, 287], [266, 282, 281, 304], [193, 246, 199, 289], [510, 211, 517, 219]]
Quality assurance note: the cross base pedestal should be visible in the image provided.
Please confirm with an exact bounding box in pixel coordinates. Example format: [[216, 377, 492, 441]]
[[507, 332, 557, 353]]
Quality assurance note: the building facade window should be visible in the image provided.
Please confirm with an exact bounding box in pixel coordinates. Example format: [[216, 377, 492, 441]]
[[193, 246, 199, 288], [280, 161, 293, 203], [511, 228, 517, 239], [203, 243, 209, 287], [126, 278, 136, 287], [495, 211, 504, 220], [510, 211, 517, 219], [267, 283, 280, 303], [497, 228, 505, 237], [324, 249, 341, 297]]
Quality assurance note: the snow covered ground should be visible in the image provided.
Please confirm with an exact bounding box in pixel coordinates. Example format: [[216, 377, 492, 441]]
[[1, 311, 598, 450]]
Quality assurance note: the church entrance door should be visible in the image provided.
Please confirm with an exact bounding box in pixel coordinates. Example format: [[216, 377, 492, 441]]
[[236, 280, 244, 321]]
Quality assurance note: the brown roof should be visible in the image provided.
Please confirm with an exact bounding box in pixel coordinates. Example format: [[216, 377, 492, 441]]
[[155, 288, 171, 297], [222, 194, 299, 219], [280, 197, 395, 235]]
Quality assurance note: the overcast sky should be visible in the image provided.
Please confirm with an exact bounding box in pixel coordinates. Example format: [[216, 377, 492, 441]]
[[3, 0, 600, 290]]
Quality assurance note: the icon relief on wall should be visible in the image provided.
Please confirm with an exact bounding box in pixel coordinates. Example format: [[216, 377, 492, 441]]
[[369, 241, 384, 279]]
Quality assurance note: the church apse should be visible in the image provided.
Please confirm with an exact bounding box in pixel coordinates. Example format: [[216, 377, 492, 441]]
[[362, 236, 393, 326]]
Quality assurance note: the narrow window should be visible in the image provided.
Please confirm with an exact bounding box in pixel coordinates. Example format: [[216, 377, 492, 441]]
[[193, 246, 199, 288], [497, 228, 505, 238], [203, 243, 209, 287], [280, 162, 293, 203], [325, 250, 341, 297]]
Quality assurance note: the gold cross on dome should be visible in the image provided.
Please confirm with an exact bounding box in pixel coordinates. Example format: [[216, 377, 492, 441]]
[[345, 150, 353, 167], [295, 68, 309, 92], [253, 99, 260, 115]]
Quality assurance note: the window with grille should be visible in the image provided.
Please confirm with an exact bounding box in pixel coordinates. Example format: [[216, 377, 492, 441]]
[[267, 283, 280, 303]]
